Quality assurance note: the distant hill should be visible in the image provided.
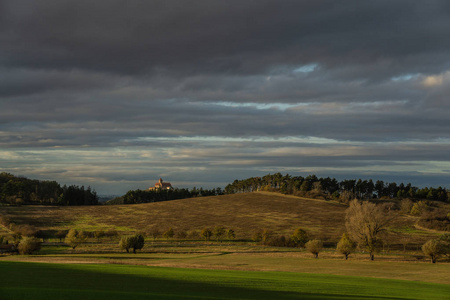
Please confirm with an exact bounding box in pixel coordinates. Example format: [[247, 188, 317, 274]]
[[1, 191, 444, 244]]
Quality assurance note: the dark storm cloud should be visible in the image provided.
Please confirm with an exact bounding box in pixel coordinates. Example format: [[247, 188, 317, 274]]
[[1, 0, 450, 77]]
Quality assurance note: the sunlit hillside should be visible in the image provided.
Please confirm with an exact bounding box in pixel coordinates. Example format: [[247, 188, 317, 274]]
[[1, 192, 443, 244]]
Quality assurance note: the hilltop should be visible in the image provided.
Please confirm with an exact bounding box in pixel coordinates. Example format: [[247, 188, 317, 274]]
[[0, 192, 442, 244]]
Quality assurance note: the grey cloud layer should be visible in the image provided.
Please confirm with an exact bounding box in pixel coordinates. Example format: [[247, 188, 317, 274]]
[[2, 1, 450, 76], [1, 1, 450, 192]]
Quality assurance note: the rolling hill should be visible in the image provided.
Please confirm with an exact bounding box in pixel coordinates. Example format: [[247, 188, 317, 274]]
[[1, 192, 442, 244]]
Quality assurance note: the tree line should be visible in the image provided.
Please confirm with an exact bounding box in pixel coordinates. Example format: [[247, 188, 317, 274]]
[[224, 173, 449, 202], [0, 172, 98, 206], [107, 187, 224, 205]]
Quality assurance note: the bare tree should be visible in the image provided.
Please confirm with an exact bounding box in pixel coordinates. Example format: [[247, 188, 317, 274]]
[[345, 200, 394, 260]]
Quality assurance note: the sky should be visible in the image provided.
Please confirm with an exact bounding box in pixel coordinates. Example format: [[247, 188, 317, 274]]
[[1, 0, 450, 195]]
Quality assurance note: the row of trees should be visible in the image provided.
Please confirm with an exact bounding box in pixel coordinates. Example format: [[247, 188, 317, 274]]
[[3, 217, 448, 263], [224, 173, 449, 202], [109, 187, 224, 205], [0, 172, 98, 205]]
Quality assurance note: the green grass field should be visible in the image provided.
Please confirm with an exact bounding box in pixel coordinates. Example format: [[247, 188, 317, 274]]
[[1, 261, 449, 300]]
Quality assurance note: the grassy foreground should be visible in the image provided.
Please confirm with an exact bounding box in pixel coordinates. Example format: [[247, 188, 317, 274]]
[[1, 261, 449, 300]]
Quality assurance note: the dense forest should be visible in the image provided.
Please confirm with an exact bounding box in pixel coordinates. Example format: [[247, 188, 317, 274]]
[[224, 173, 449, 202], [107, 187, 224, 205], [0, 172, 98, 206]]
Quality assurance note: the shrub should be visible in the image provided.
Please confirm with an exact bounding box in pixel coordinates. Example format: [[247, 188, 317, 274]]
[[305, 239, 323, 258], [131, 234, 145, 253], [336, 233, 355, 260], [201, 228, 212, 241], [65, 229, 87, 249], [261, 229, 274, 245], [422, 239, 445, 263], [410, 201, 428, 216], [119, 236, 133, 253], [400, 199, 413, 214], [266, 235, 294, 247], [213, 226, 226, 242], [18, 237, 41, 255], [291, 228, 308, 248], [119, 234, 145, 254], [225, 229, 235, 241]]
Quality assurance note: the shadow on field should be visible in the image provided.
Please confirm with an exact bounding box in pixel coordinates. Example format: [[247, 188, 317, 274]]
[[0, 261, 410, 300]]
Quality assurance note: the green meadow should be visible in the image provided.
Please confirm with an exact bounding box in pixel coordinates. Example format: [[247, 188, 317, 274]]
[[1, 261, 449, 300]]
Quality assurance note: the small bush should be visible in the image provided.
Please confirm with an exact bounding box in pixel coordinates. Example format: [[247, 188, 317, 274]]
[[131, 234, 145, 253], [261, 229, 274, 245], [201, 228, 212, 241], [400, 199, 413, 214], [422, 239, 445, 263], [119, 234, 145, 253], [291, 228, 308, 248], [213, 226, 226, 242], [119, 236, 133, 253], [305, 239, 323, 258], [225, 229, 235, 241], [18, 237, 41, 255], [65, 229, 87, 249], [266, 235, 295, 247], [336, 233, 355, 260], [410, 201, 428, 216]]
